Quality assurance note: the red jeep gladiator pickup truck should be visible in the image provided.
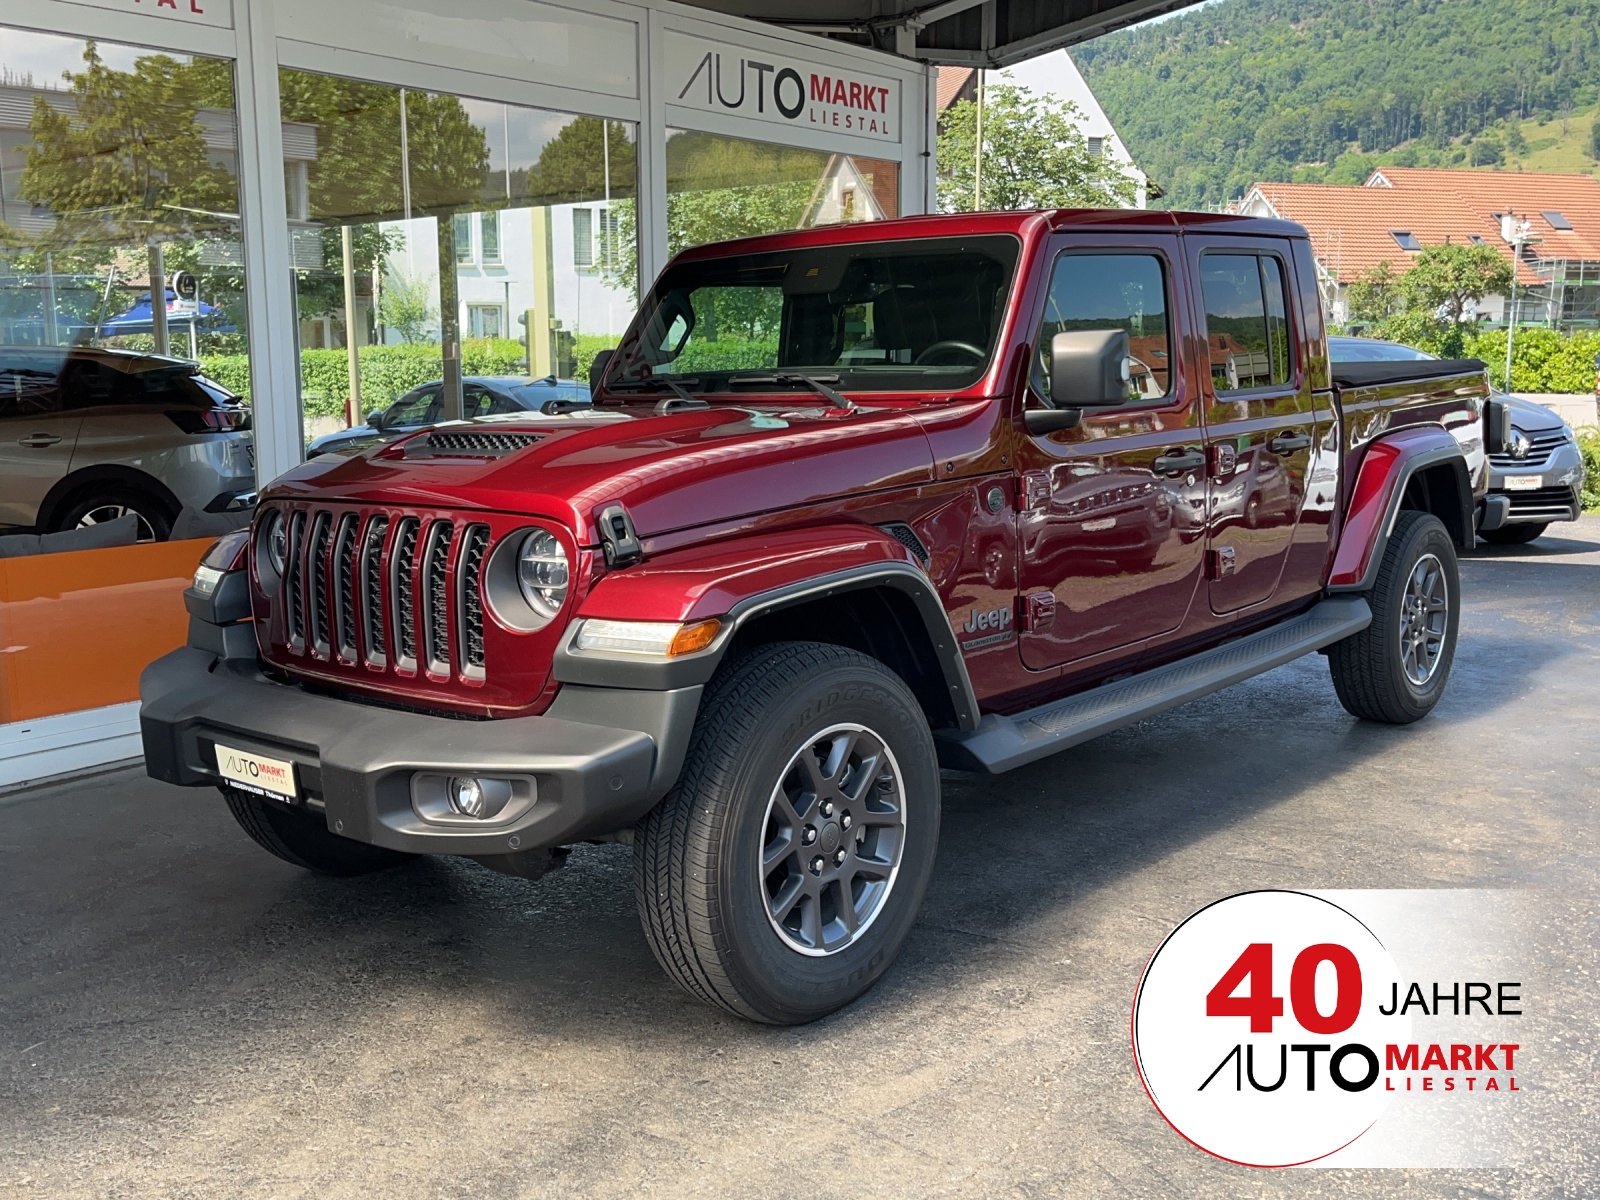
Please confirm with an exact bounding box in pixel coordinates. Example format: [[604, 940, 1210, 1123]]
[[142, 209, 1500, 1024]]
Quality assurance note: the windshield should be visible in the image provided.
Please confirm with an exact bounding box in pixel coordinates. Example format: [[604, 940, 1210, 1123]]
[[609, 235, 1021, 395], [1329, 337, 1435, 362]]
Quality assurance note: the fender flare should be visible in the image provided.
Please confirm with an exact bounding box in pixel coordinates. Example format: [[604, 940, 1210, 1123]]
[[552, 525, 980, 732], [1327, 425, 1473, 593]]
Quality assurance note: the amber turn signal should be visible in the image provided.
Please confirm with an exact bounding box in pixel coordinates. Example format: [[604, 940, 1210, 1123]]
[[667, 618, 721, 657]]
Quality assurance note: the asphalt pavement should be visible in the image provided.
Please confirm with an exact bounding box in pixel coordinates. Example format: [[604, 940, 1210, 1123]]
[[3, 517, 1598, 1198]]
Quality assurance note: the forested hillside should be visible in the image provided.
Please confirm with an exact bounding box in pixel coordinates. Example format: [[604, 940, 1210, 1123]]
[[1070, 0, 1600, 210]]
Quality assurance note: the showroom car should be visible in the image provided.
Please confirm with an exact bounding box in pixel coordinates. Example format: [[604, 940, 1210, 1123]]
[[0, 344, 255, 543], [307, 374, 592, 457], [1329, 336, 1586, 544]]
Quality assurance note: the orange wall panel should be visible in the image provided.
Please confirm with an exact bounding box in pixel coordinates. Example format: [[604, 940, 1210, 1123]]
[[0, 539, 210, 724]]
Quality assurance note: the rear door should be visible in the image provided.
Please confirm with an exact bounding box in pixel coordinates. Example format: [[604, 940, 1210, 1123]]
[[1187, 241, 1320, 614], [1015, 235, 1208, 671], [0, 350, 80, 529]]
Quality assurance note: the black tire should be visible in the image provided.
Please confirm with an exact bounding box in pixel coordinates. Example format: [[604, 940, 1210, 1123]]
[[53, 488, 173, 543], [1480, 522, 1547, 545], [1328, 510, 1460, 725], [222, 787, 414, 876], [634, 642, 941, 1025]]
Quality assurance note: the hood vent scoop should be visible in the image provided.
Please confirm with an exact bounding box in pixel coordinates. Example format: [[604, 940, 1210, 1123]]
[[413, 430, 545, 457]]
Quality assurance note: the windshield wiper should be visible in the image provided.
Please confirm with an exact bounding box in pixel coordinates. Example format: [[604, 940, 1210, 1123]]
[[728, 372, 858, 411]]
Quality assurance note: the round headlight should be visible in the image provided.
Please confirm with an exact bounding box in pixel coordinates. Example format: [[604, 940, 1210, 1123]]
[[262, 509, 287, 577], [516, 529, 569, 620]]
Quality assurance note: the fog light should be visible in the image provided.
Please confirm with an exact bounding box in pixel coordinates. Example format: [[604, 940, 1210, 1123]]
[[446, 775, 515, 819], [448, 776, 485, 817]]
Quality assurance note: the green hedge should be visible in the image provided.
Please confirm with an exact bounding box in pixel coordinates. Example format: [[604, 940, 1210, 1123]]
[[201, 338, 527, 418], [1460, 328, 1600, 395], [1577, 428, 1600, 513], [1373, 323, 1600, 394]]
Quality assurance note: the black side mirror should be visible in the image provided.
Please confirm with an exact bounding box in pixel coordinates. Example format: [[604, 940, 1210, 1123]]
[[364, 408, 383, 429], [588, 349, 614, 387], [1026, 330, 1133, 434], [1483, 397, 1511, 456], [1051, 329, 1133, 407]]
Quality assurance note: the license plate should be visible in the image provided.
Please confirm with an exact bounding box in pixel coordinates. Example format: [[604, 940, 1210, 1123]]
[[214, 742, 297, 802], [1503, 475, 1542, 491]]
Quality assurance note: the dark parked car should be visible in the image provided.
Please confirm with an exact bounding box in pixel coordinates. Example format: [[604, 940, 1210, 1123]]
[[1330, 336, 1585, 544], [307, 374, 591, 457]]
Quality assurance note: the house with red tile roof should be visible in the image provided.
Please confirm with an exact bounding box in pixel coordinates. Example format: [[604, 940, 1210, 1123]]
[[936, 55, 1149, 208], [1239, 169, 1600, 330]]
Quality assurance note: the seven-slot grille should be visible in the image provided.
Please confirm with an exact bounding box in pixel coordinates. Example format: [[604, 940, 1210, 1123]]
[[1489, 429, 1568, 470], [272, 507, 495, 683]]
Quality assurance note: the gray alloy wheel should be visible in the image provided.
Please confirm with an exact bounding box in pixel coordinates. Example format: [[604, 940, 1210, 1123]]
[[634, 641, 941, 1024], [759, 722, 908, 957], [1328, 509, 1459, 725], [76, 502, 157, 543], [1398, 552, 1449, 686]]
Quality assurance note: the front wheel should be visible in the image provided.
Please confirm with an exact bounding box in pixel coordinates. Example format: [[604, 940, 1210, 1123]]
[[634, 642, 941, 1024], [1480, 521, 1547, 545], [1328, 510, 1460, 724]]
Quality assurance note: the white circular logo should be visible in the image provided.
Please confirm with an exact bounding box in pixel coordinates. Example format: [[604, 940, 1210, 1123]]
[[1132, 890, 1411, 1167]]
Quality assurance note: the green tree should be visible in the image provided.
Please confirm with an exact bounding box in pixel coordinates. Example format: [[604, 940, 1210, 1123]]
[[1346, 261, 1402, 324], [519, 116, 637, 206], [20, 43, 238, 254], [1398, 242, 1513, 324], [1590, 113, 1600, 160], [937, 84, 1137, 211], [379, 268, 436, 342]]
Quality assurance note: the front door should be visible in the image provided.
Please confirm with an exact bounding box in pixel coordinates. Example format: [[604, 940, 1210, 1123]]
[[1016, 237, 1207, 672], [0, 350, 81, 530], [1189, 243, 1320, 614]]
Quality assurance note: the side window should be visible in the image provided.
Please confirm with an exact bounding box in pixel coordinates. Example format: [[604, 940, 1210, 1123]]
[[1199, 253, 1294, 392], [465, 385, 497, 418], [0, 357, 62, 418], [385, 386, 439, 428], [1036, 252, 1171, 403]]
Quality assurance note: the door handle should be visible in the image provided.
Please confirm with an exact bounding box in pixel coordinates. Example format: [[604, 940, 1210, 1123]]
[[1267, 431, 1312, 456], [18, 433, 62, 448], [1152, 447, 1205, 477]]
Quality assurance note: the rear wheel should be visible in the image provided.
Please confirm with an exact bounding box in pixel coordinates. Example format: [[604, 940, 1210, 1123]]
[[223, 787, 413, 876], [1328, 510, 1459, 724], [1480, 521, 1546, 545], [634, 642, 940, 1024], [53, 488, 172, 543]]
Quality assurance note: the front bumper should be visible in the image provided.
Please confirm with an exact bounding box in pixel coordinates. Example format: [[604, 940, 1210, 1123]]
[[1487, 438, 1586, 526], [140, 647, 697, 855]]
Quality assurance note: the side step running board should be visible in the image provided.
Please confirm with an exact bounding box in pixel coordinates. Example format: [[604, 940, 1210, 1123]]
[[935, 595, 1372, 774]]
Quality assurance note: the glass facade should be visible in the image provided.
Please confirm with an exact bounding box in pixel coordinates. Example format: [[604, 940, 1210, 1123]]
[[279, 70, 638, 445], [0, 31, 256, 553], [0, 2, 926, 764]]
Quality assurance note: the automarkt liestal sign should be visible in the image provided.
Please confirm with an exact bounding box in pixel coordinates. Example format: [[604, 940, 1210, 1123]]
[[666, 31, 901, 143]]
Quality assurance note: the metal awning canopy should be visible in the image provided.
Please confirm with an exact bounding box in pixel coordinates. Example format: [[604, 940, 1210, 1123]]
[[678, 0, 1205, 66]]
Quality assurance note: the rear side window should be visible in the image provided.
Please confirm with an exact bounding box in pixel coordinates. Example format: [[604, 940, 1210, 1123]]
[[1199, 253, 1294, 391], [1035, 252, 1172, 403]]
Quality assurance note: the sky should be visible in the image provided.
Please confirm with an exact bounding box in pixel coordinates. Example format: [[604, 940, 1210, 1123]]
[[0, 27, 188, 89]]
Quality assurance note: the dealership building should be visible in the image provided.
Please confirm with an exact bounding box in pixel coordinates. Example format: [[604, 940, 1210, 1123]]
[[0, 0, 1184, 788]]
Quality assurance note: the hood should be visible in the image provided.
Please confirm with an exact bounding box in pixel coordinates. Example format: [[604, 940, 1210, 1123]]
[[265, 401, 939, 543], [1501, 392, 1566, 432]]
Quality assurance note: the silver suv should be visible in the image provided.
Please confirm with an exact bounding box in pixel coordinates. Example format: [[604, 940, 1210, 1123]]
[[0, 346, 254, 543]]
